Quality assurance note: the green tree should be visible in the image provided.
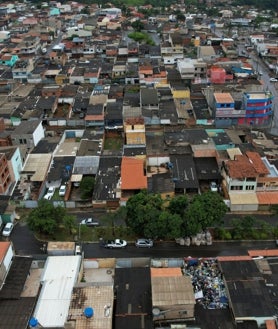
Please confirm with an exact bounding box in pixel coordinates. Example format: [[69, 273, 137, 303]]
[[80, 176, 95, 199], [185, 192, 227, 236], [168, 195, 188, 217], [126, 191, 185, 239], [27, 200, 67, 235], [126, 191, 163, 236], [131, 20, 144, 32], [63, 214, 76, 235]]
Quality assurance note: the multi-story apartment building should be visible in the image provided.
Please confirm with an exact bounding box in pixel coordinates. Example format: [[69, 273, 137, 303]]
[[240, 91, 273, 127]]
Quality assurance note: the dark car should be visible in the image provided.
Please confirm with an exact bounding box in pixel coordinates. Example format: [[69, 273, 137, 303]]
[[80, 218, 99, 227]]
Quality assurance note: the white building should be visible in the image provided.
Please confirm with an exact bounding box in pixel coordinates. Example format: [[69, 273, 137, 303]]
[[32, 255, 81, 328]]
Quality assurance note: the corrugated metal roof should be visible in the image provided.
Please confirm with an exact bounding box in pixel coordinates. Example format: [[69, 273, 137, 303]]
[[33, 256, 81, 328]]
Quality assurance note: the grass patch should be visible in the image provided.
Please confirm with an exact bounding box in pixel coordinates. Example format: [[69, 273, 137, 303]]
[[104, 137, 123, 150]]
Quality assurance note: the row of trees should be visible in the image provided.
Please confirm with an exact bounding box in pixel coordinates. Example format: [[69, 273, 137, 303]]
[[26, 190, 227, 239], [125, 190, 227, 239]]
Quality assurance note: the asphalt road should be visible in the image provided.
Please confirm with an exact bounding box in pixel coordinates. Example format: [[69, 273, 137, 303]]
[[81, 239, 276, 259], [4, 216, 277, 259]]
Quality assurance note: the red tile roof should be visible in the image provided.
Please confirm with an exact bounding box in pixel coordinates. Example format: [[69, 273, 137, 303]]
[[0, 242, 11, 261], [226, 152, 268, 179], [121, 157, 147, 190], [246, 151, 269, 175], [151, 267, 182, 277], [248, 250, 278, 257], [257, 192, 278, 205]]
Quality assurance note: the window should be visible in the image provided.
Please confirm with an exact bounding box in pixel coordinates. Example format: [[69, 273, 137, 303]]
[[246, 185, 254, 190], [231, 185, 243, 190]]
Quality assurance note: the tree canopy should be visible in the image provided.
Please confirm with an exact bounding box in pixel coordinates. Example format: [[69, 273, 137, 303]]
[[27, 199, 75, 236], [80, 176, 95, 199], [126, 191, 227, 239]]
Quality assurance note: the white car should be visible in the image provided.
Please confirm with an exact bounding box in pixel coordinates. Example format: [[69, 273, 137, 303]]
[[59, 185, 66, 196], [210, 182, 218, 192], [104, 239, 127, 249], [44, 186, 55, 200], [270, 78, 278, 82], [2, 222, 14, 237], [81, 218, 100, 227]]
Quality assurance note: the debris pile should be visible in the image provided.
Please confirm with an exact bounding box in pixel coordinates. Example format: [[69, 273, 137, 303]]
[[182, 258, 228, 309]]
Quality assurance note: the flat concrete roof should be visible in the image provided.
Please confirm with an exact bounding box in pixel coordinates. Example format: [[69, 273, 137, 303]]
[[22, 153, 52, 181]]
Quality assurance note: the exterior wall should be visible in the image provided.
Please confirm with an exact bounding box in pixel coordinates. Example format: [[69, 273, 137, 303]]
[[7, 147, 22, 182], [0, 153, 11, 194], [0, 243, 14, 289], [33, 122, 45, 147], [230, 202, 258, 212]]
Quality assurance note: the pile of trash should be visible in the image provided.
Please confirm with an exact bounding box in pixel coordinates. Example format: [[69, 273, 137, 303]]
[[175, 231, 212, 246], [182, 257, 228, 309]]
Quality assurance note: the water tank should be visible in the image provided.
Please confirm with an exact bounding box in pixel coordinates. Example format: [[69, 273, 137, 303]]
[[29, 318, 38, 327], [84, 307, 94, 318]]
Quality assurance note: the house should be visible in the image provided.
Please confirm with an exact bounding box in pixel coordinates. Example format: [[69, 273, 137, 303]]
[[71, 138, 101, 181], [147, 172, 175, 198], [46, 156, 75, 190], [105, 101, 123, 130], [0, 54, 18, 67], [219, 259, 276, 327], [11, 119, 45, 151], [194, 157, 222, 190], [114, 267, 152, 329], [19, 153, 52, 201], [221, 151, 270, 212], [169, 154, 199, 194], [213, 92, 245, 128], [120, 156, 147, 203], [140, 87, 159, 123], [92, 156, 121, 209], [12, 59, 34, 82], [151, 267, 195, 324], [177, 59, 195, 79], [124, 117, 145, 145], [32, 256, 81, 328], [0, 253, 36, 329]]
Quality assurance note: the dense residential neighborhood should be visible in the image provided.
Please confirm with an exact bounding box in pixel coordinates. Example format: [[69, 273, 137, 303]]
[[0, 0, 278, 328]]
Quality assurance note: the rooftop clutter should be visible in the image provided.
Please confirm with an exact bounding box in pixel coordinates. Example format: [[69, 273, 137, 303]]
[[182, 257, 228, 309]]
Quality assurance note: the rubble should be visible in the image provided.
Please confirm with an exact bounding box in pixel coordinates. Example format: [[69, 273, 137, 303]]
[[182, 258, 228, 309]]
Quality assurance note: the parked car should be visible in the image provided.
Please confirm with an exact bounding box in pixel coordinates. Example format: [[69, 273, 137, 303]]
[[44, 186, 55, 200], [59, 185, 66, 196], [80, 218, 100, 227], [135, 238, 153, 248], [210, 182, 218, 192], [270, 78, 278, 82], [104, 239, 127, 249], [2, 222, 14, 237]]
